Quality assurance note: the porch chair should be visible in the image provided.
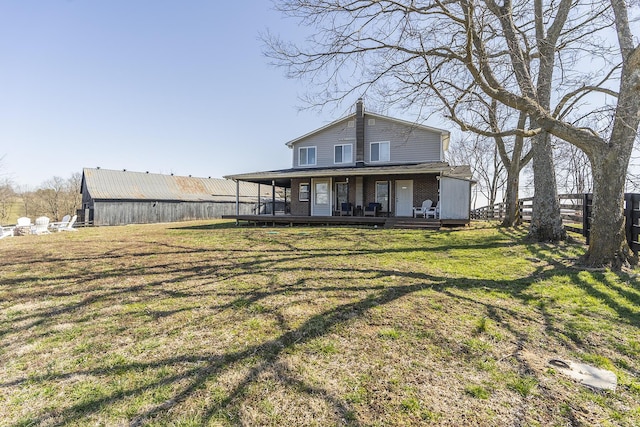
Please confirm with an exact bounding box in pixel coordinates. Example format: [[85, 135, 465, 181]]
[[14, 217, 32, 236], [1, 226, 14, 239], [59, 215, 78, 232], [340, 202, 353, 216], [413, 200, 433, 218], [33, 217, 51, 235], [425, 202, 439, 219], [16, 217, 31, 227], [364, 202, 381, 217], [49, 214, 71, 232]]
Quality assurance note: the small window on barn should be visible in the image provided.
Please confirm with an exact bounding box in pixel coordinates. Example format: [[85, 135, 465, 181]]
[[299, 183, 310, 201]]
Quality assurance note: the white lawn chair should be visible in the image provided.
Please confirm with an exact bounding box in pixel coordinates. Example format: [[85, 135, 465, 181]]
[[14, 217, 32, 236], [413, 200, 433, 218], [59, 215, 78, 232], [1, 226, 14, 239], [49, 214, 71, 232], [425, 202, 439, 219], [17, 217, 31, 226], [33, 216, 51, 235]]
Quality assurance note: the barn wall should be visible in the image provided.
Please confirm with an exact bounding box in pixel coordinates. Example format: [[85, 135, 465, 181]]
[[93, 201, 256, 226]]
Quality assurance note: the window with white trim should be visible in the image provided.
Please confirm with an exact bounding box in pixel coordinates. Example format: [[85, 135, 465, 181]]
[[299, 183, 310, 201], [315, 182, 329, 205], [370, 141, 390, 162], [334, 144, 353, 164], [299, 146, 317, 166]]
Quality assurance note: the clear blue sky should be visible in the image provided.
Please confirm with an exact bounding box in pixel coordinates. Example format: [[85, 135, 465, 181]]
[[0, 0, 369, 188]]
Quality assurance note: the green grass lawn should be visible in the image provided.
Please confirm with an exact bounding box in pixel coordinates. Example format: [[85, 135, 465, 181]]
[[1, 221, 638, 426]]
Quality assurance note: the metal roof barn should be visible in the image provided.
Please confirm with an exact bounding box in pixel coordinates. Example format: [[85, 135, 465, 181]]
[[80, 168, 281, 226]]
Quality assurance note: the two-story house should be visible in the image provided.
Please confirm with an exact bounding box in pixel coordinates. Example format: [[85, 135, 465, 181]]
[[225, 99, 473, 221]]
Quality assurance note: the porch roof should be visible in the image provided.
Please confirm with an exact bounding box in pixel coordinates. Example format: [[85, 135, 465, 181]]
[[224, 162, 472, 187]]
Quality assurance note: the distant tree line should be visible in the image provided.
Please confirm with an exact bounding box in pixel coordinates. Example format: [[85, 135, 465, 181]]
[[0, 160, 81, 224]]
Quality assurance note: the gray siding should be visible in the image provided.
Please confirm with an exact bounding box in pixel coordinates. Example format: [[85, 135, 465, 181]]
[[364, 116, 442, 164], [291, 115, 443, 168], [93, 201, 257, 226], [292, 120, 356, 168]]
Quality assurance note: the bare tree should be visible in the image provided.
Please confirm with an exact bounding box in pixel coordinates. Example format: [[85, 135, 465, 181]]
[[17, 185, 34, 219], [0, 156, 15, 224], [555, 139, 593, 195], [266, 0, 640, 268], [448, 98, 532, 226], [38, 176, 67, 221], [449, 133, 506, 210], [62, 172, 82, 218], [0, 179, 15, 224], [494, 110, 533, 227], [33, 174, 82, 221]]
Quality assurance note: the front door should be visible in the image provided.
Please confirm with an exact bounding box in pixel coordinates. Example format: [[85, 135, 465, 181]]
[[395, 180, 413, 217], [311, 178, 331, 216]]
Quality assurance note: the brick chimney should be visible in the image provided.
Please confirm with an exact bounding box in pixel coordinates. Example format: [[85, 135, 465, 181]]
[[355, 98, 365, 166]]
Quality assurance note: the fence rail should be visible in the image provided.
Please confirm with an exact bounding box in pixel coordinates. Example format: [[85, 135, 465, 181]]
[[472, 193, 640, 252]]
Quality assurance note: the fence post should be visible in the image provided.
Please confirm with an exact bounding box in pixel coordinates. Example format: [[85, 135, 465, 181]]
[[625, 193, 640, 254], [519, 199, 523, 223]]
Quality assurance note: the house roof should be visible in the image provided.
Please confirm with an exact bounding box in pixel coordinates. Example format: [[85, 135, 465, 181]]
[[81, 168, 275, 202], [285, 110, 451, 150], [224, 163, 472, 187]]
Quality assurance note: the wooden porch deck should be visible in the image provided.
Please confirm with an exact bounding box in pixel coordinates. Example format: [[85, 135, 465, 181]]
[[222, 215, 469, 230]]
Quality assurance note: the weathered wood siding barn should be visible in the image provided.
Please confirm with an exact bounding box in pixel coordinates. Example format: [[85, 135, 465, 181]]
[[80, 168, 277, 226]]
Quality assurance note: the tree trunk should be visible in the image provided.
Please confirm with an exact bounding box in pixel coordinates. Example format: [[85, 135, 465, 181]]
[[529, 130, 566, 241], [583, 150, 636, 268], [502, 160, 521, 227]]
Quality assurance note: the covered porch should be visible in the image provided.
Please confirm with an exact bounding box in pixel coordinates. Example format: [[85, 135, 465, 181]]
[[220, 214, 471, 230], [224, 162, 473, 222]]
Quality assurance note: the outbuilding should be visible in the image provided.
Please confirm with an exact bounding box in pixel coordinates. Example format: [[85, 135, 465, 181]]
[[80, 168, 279, 226]]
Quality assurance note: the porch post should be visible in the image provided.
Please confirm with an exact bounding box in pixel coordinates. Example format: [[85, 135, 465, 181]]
[[387, 179, 391, 217], [346, 177, 350, 213], [258, 183, 261, 215], [235, 180, 239, 225], [284, 186, 288, 214], [272, 180, 276, 216]]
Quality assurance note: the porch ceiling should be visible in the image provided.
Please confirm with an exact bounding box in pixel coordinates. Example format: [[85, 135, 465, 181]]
[[224, 162, 471, 186]]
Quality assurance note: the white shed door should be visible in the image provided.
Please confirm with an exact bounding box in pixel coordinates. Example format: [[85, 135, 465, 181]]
[[395, 180, 414, 217], [440, 177, 471, 220]]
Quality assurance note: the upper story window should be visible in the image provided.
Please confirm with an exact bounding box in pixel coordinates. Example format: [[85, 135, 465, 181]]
[[334, 144, 353, 164], [299, 146, 317, 166], [370, 141, 390, 162]]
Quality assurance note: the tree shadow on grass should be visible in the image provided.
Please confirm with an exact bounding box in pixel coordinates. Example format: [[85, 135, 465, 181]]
[[15, 281, 431, 426], [1, 269, 555, 425], [3, 226, 639, 426], [169, 221, 241, 231]]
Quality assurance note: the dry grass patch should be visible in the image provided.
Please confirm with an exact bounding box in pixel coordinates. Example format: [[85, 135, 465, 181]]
[[0, 221, 638, 426]]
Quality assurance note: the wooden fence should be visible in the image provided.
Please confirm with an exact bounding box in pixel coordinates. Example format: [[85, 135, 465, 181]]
[[472, 193, 640, 252], [471, 194, 585, 233]]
